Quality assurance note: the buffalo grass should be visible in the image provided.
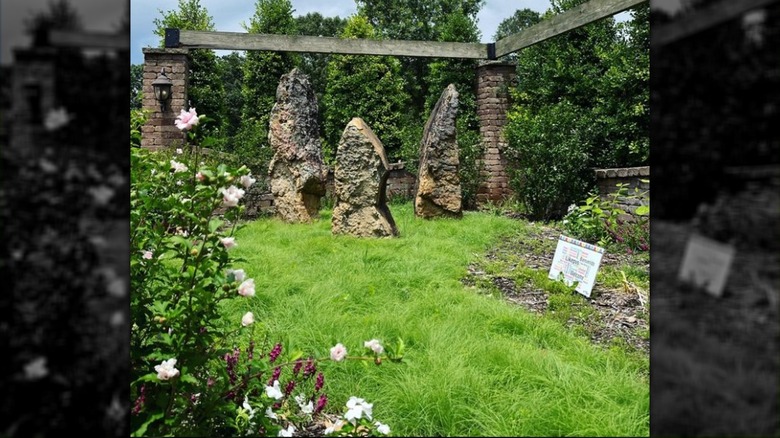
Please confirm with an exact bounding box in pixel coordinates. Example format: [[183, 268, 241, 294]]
[[222, 202, 649, 436]]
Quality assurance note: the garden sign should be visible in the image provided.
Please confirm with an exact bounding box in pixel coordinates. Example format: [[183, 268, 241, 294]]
[[548, 235, 605, 298], [678, 233, 735, 298]]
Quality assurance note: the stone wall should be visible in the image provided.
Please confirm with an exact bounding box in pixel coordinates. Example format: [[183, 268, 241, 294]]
[[141, 48, 189, 151], [594, 166, 650, 217], [475, 61, 516, 205], [245, 164, 417, 219]]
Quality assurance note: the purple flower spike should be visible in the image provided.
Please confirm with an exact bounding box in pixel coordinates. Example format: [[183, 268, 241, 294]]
[[284, 379, 296, 395], [314, 394, 327, 414], [314, 372, 324, 392], [269, 343, 282, 364]]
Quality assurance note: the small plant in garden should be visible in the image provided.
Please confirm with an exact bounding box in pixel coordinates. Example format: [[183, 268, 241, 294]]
[[562, 182, 649, 253], [131, 107, 400, 436]]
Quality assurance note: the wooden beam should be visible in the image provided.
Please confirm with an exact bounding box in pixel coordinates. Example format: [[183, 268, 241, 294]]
[[651, 0, 777, 48], [494, 0, 647, 57], [174, 30, 489, 59], [48, 30, 128, 50]]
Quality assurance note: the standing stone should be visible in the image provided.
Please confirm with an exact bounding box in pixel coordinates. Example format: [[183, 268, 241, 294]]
[[268, 68, 328, 223], [415, 84, 462, 219], [332, 118, 398, 238]]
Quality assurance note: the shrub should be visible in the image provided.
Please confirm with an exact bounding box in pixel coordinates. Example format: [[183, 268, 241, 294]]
[[130, 109, 398, 436], [504, 100, 594, 220], [562, 182, 649, 253]]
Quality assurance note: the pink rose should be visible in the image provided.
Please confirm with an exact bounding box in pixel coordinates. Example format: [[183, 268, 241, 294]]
[[239, 174, 256, 189], [241, 311, 254, 327], [175, 107, 200, 131], [220, 237, 237, 249], [238, 278, 255, 297], [221, 185, 245, 208], [196, 172, 205, 182], [142, 250, 153, 260], [330, 343, 347, 362]]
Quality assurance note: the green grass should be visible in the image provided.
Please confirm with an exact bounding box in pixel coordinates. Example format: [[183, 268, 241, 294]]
[[223, 203, 649, 436]]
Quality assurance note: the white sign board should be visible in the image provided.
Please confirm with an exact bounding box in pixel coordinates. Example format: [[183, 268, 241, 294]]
[[548, 235, 605, 298], [678, 233, 735, 297]]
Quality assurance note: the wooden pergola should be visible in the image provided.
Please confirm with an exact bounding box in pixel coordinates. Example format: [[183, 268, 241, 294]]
[[163, 0, 645, 59]]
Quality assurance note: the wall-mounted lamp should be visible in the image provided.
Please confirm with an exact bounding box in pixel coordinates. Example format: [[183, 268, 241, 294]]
[[152, 68, 173, 112]]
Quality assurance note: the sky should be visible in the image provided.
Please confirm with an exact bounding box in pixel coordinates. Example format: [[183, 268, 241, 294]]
[[0, 0, 128, 65]]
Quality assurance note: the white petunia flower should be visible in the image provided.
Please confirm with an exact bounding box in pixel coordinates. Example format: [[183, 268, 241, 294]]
[[278, 425, 296, 437], [265, 380, 283, 400]]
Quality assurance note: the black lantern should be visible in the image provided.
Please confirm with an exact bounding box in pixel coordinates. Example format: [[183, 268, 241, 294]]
[[152, 68, 173, 112]]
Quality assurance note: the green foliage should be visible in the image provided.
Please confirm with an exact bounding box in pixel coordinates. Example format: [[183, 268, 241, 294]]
[[322, 15, 412, 162], [1, 144, 127, 435], [236, 0, 299, 171], [503, 1, 649, 219], [563, 182, 649, 253], [504, 100, 594, 221], [421, 7, 483, 209], [493, 8, 541, 41], [131, 64, 144, 110], [295, 13, 348, 98], [131, 108, 399, 437], [131, 108, 150, 148], [355, 0, 485, 121], [153, 0, 226, 138]]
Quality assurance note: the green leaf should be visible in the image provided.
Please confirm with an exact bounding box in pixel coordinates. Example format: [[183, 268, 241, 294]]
[[132, 412, 164, 437], [209, 218, 224, 233], [635, 205, 649, 216]]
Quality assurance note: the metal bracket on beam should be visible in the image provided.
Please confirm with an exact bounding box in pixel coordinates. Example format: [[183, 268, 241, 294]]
[[165, 28, 180, 48], [487, 43, 496, 60]]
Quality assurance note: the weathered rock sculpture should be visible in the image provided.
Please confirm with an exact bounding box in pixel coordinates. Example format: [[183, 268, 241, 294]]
[[415, 84, 462, 219], [332, 118, 398, 237], [268, 68, 328, 223]]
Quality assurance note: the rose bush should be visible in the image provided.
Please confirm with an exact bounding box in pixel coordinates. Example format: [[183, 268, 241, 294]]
[[131, 108, 400, 437]]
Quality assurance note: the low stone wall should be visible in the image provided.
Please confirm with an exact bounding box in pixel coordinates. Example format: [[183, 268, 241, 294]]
[[594, 166, 650, 218], [245, 164, 417, 219]]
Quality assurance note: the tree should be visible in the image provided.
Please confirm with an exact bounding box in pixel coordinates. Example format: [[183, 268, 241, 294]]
[[354, 0, 485, 120], [130, 64, 144, 110], [421, 8, 483, 208], [153, 0, 226, 137], [25, 0, 82, 45], [322, 15, 412, 163], [493, 8, 541, 40], [503, 0, 648, 219], [237, 0, 299, 175], [295, 13, 347, 100]]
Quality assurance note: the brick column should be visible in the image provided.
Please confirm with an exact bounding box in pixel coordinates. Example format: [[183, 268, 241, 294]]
[[475, 61, 516, 205], [9, 48, 57, 151], [141, 48, 189, 151]]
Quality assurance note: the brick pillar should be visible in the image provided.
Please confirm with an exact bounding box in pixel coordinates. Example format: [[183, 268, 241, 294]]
[[475, 61, 516, 205], [9, 47, 57, 151], [141, 48, 189, 151]]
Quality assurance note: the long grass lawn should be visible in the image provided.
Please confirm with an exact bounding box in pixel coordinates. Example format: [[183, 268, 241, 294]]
[[223, 203, 649, 436]]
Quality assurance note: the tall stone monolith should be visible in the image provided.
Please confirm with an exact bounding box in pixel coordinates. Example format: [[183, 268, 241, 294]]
[[268, 68, 328, 223], [332, 118, 398, 238], [415, 84, 462, 219]]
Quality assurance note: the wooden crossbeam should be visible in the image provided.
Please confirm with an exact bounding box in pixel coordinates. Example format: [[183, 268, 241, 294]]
[[651, 0, 778, 48], [494, 0, 647, 57], [170, 29, 490, 59], [48, 30, 128, 50]]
